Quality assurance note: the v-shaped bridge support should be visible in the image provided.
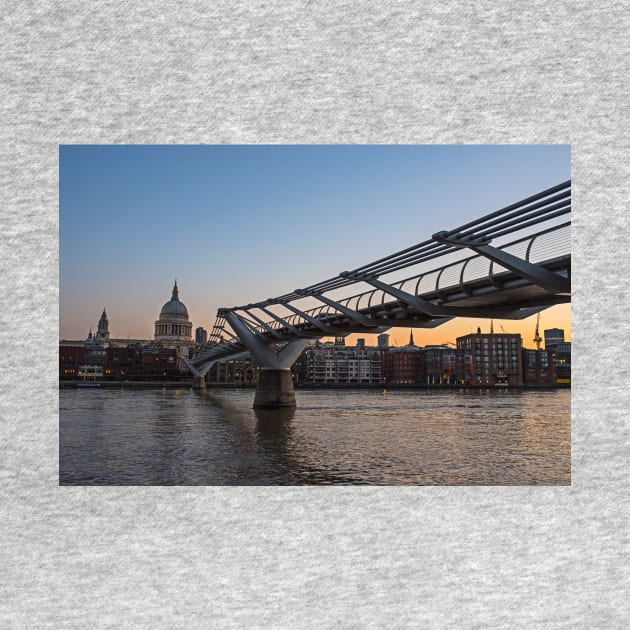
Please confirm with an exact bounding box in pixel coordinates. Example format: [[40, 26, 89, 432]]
[[224, 311, 308, 408]]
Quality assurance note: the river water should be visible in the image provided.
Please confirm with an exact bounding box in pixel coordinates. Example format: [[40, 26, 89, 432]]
[[59, 387, 570, 485]]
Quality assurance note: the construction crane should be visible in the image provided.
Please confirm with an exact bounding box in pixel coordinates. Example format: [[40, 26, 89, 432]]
[[533, 313, 542, 350]]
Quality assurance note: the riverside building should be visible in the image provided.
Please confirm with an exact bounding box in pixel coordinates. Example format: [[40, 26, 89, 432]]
[[423, 344, 474, 385], [456, 328, 524, 386], [522, 348, 557, 386], [302, 337, 382, 384], [381, 331, 425, 384]]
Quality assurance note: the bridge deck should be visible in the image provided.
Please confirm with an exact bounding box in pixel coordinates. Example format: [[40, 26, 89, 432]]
[[190, 181, 571, 369]]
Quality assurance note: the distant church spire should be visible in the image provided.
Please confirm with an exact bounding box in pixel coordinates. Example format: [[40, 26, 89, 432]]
[[97, 308, 109, 342], [171, 279, 179, 301], [409, 329, 415, 346]]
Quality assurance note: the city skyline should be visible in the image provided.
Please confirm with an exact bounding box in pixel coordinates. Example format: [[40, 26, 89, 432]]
[[60, 144, 571, 346], [67, 288, 570, 350]]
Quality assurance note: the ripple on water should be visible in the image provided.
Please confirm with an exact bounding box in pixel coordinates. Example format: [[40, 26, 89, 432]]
[[59, 388, 570, 485]]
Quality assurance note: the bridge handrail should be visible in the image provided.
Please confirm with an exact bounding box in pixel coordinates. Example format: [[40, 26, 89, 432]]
[[199, 181, 571, 356], [234, 219, 570, 337], [227, 180, 570, 313]]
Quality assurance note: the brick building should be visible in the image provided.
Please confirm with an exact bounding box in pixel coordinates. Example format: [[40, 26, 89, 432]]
[[382, 346, 424, 384], [423, 345, 473, 385], [456, 329, 523, 386], [522, 349, 557, 386]]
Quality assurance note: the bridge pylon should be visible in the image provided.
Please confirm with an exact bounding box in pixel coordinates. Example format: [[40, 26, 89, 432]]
[[224, 311, 308, 408]]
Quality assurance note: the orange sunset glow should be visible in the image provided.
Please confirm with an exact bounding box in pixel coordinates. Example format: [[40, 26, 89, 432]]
[[344, 302, 570, 348]]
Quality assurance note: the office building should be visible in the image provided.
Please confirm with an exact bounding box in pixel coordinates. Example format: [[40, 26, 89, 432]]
[[195, 327, 208, 344], [544, 328, 565, 350]]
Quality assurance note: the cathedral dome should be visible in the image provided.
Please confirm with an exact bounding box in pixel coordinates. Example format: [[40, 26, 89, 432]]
[[159, 281, 189, 319], [160, 299, 189, 319], [154, 280, 193, 342]]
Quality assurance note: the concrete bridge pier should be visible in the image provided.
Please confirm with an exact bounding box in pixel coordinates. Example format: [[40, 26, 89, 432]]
[[183, 358, 216, 390], [224, 311, 308, 409], [254, 368, 297, 408]]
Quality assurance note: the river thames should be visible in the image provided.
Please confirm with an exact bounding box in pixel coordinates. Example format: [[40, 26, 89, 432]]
[[59, 387, 570, 485]]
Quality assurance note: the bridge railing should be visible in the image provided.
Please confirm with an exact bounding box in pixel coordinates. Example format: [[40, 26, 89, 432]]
[[231, 218, 570, 339], [200, 180, 570, 354]]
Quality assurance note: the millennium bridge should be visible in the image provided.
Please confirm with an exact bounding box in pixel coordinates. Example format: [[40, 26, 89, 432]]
[[185, 181, 571, 408]]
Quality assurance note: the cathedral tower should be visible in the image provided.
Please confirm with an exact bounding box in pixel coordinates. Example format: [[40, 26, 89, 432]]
[[96, 308, 109, 342]]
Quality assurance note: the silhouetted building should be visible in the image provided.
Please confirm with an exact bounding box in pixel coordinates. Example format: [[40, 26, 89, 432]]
[[377, 334, 390, 349]]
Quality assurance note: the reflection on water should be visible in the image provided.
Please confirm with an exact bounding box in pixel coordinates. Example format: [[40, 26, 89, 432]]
[[254, 406, 295, 441], [254, 406, 296, 424], [59, 388, 570, 486]]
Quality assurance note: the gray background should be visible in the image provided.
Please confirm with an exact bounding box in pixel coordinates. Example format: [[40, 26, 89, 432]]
[[1, 1, 628, 627]]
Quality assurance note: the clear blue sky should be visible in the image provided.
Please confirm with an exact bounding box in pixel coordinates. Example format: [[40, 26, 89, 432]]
[[60, 145, 571, 343]]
